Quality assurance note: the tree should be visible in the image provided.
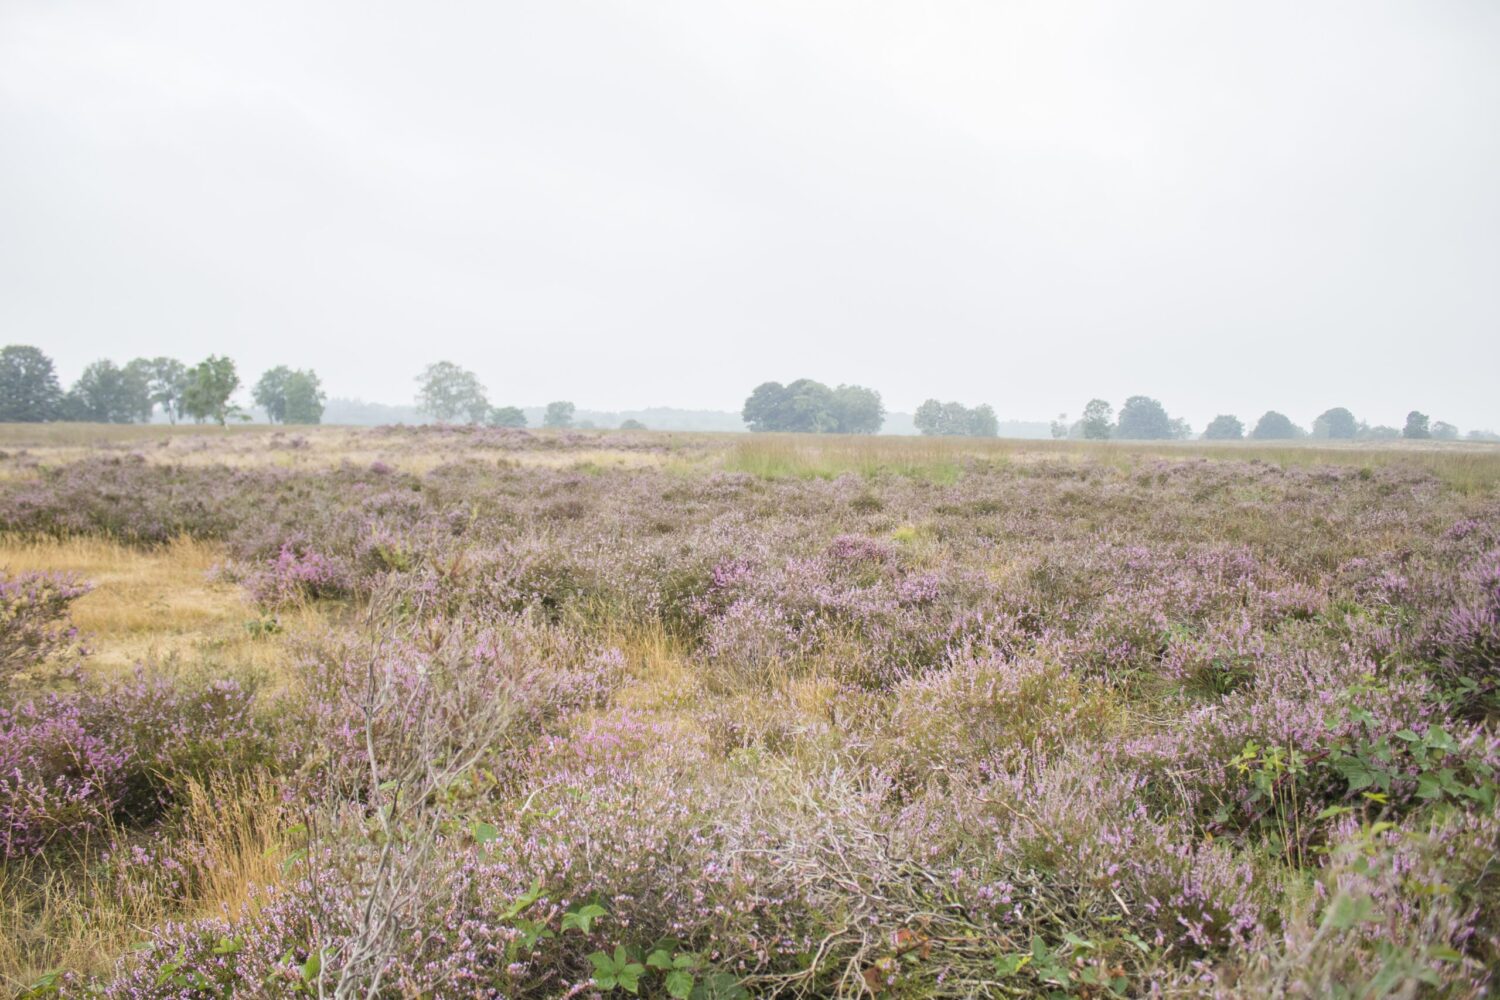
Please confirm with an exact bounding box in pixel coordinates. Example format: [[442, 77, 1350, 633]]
[[415, 362, 488, 423], [65, 359, 151, 423], [543, 401, 576, 429], [282, 370, 325, 424], [742, 379, 881, 433], [182, 356, 240, 426], [253, 367, 325, 424], [131, 357, 187, 423], [912, 399, 996, 437], [0, 345, 63, 422], [779, 380, 838, 432], [1203, 415, 1244, 440], [1402, 411, 1430, 440], [1080, 399, 1113, 440], [968, 404, 999, 438], [1251, 411, 1297, 440], [913, 399, 945, 436], [253, 367, 294, 423], [1363, 425, 1400, 441], [1430, 421, 1458, 441], [1312, 407, 1357, 440], [487, 406, 527, 428], [1050, 413, 1069, 440], [830, 384, 884, 434], [618, 418, 646, 431], [1115, 396, 1174, 440], [743, 382, 790, 432]]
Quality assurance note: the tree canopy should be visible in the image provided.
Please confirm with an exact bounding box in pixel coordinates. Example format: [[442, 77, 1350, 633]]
[[1203, 415, 1244, 440], [543, 401, 576, 429], [912, 399, 998, 437], [182, 356, 241, 426], [742, 380, 885, 433], [63, 360, 151, 423], [1080, 399, 1113, 440], [415, 362, 488, 423], [0, 346, 63, 422], [1312, 407, 1357, 439], [1250, 411, 1298, 440], [1403, 411, 1431, 439], [255, 367, 325, 424], [1115, 396, 1174, 440]]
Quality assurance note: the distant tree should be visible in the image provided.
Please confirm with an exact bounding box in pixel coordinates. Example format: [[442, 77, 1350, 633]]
[[1203, 414, 1244, 440], [1169, 417, 1193, 440], [968, 404, 999, 438], [743, 382, 791, 432], [1115, 396, 1173, 440], [1430, 421, 1458, 441], [1080, 399, 1113, 440], [913, 399, 996, 437], [415, 362, 488, 423], [182, 356, 240, 426], [1363, 425, 1400, 441], [1050, 413, 1069, 440], [1402, 411, 1430, 440], [253, 367, 294, 423], [65, 360, 151, 423], [0, 345, 63, 422], [743, 379, 881, 433], [1466, 429, 1500, 442], [543, 401, 576, 429], [619, 418, 647, 431], [283, 370, 325, 424], [830, 384, 884, 434], [487, 405, 527, 428], [1250, 411, 1297, 440], [779, 380, 838, 432], [253, 367, 325, 424], [130, 357, 187, 423], [1312, 407, 1357, 440], [913, 399, 945, 436]]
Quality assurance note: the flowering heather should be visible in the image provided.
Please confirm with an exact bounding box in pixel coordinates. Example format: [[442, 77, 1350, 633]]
[[0, 570, 90, 684], [0, 428, 1497, 997]]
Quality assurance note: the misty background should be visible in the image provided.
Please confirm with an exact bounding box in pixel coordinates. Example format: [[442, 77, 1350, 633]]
[[3, 0, 1497, 431]]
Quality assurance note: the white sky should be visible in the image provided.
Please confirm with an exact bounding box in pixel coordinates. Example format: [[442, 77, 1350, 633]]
[[3, 0, 1498, 429]]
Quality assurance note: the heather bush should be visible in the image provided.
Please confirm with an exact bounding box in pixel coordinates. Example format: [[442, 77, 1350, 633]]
[[0, 571, 90, 685], [0, 671, 265, 858], [2, 431, 1497, 995]]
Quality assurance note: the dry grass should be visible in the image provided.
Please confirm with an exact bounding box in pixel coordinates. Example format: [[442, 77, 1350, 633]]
[[0, 534, 323, 679], [0, 771, 286, 990]]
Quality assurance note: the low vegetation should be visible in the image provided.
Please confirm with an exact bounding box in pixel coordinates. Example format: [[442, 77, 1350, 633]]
[[0, 426, 1496, 997]]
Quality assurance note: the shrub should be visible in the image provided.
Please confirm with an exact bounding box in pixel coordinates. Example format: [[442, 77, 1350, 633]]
[[0, 571, 89, 685]]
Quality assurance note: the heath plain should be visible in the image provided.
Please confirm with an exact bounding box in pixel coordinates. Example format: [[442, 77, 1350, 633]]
[[1, 423, 1498, 998]]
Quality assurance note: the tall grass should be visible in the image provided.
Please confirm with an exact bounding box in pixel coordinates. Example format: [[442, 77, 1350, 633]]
[[723, 434, 1500, 492]]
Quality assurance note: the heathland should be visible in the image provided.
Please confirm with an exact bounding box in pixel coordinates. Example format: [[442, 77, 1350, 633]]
[[0, 424, 1496, 998]]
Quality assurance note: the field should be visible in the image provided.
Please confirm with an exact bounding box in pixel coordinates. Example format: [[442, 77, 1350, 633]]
[[1, 424, 1497, 998]]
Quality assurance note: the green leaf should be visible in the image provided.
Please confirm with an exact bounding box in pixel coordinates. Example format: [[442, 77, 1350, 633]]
[[665, 969, 695, 999], [562, 902, 607, 934], [471, 820, 499, 844], [1322, 894, 1376, 931], [647, 949, 674, 970], [301, 951, 322, 983], [501, 877, 544, 920]]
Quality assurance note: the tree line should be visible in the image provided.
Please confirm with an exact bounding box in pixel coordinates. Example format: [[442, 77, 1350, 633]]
[[1049, 397, 1476, 442], [413, 361, 590, 429], [0, 345, 325, 425]]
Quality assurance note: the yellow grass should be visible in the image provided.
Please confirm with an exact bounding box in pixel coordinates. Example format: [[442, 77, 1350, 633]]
[[0, 535, 321, 679], [0, 771, 286, 989]]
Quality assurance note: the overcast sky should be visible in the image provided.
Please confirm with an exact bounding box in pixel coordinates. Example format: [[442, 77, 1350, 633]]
[[3, 1, 1497, 429]]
